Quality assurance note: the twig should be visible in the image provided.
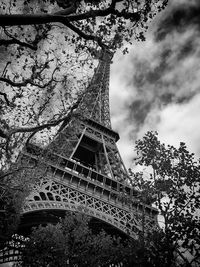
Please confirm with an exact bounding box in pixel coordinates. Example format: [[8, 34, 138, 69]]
[[0, 38, 37, 50], [0, 92, 10, 105]]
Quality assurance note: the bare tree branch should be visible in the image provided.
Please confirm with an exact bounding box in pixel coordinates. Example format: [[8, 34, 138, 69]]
[[0, 38, 37, 50], [0, 6, 141, 25], [68, 1, 140, 22], [0, 1, 77, 25], [0, 95, 82, 159], [22, 97, 81, 142], [1, 61, 11, 77], [64, 20, 109, 49], [0, 77, 52, 89], [0, 92, 10, 106], [0, 165, 35, 180], [0, 14, 54, 26], [0, 1, 140, 50], [0, 11, 75, 26], [0, 129, 8, 139]]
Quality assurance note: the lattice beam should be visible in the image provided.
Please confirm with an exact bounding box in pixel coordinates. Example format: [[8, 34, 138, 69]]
[[0, 49, 158, 264]]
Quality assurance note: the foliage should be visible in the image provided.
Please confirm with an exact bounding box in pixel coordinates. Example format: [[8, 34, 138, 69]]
[[130, 131, 200, 267], [0, 0, 168, 52], [17, 212, 129, 267], [0, 0, 168, 168], [0, 1, 169, 263], [0, 1, 168, 239], [0, 158, 48, 243], [17, 209, 192, 267], [4, 131, 200, 266], [0, 179, 22, 244]]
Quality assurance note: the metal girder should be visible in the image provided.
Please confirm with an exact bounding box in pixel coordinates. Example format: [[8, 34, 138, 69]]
[[0, 50, 158, 264], [22, 177, 156, 239], [76, 52, 112, 128]]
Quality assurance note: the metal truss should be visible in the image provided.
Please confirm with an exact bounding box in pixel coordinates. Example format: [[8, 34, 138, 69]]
[[17, 149, 158, 238], [0, 49, 158, 264], [47, 118, 130, 183], [76, 49, 112, 128], [23, 177, 156, 240], [48, 118, 80, 158], [0, 149, 157, 263], [20, 48, 157, 237], [47, 50, 130, 183]]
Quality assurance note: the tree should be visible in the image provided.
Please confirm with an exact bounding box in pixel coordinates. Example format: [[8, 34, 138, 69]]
[[0, 0, 169, 255], [0, 158, 48, 244], [130, 131, 200, 267], [0, 0, 168, 51], [0, 0, 168, 167], [17, 211, 129, 267]]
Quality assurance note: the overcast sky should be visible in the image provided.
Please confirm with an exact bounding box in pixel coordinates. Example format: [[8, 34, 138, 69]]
[[110, 0, 200, 168]]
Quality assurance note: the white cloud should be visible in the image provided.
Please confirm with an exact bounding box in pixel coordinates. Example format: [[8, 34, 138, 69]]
[[110, 0, 200, 168], [157, 94, 200, 154]]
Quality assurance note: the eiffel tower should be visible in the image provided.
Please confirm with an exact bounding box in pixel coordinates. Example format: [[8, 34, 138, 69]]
[[0, 50, 158, 263]]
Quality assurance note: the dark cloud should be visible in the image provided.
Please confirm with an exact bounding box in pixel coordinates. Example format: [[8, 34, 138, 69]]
[[176, 38, 195, 61], [160, 92, 174, 104], [111, 0, 200, 150], [127, 49, 197, 127], [132, 59, 167, 88], [125, 0, 200, 130], [127, 53, 171, 126], [128, 90, 176, 128], [155, 1, 200, 42], [111, 0, 200, 165], [128, 99, 152, 126], [132, 45, 172, 88], [131, 60, 150, 88], [175, 92, 197, 104]]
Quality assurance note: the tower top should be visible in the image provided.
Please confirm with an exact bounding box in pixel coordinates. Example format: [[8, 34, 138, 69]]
[[76, 49, 113, 128]]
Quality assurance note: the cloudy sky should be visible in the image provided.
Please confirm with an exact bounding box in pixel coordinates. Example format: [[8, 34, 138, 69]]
[[110, 0, 200, 168]]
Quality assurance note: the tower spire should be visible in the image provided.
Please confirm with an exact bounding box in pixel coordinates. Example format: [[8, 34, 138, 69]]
[[76, 49, 113, 128]]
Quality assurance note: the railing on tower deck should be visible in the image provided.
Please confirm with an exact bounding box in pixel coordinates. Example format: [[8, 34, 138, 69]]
[[23, 144, 158, 216]]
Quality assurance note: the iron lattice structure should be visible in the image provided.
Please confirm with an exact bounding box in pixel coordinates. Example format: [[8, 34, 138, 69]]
[[48, 50, 129, 182], [0, 50, 158, 264]]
